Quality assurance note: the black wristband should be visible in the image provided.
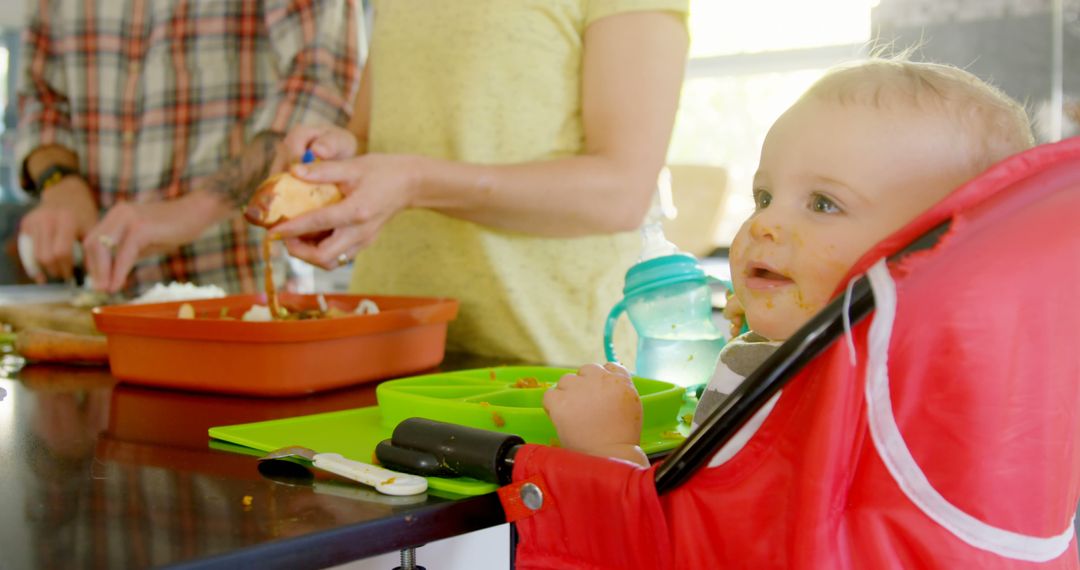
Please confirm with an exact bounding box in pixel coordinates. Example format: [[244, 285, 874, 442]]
[[32, 164, 81, 195]]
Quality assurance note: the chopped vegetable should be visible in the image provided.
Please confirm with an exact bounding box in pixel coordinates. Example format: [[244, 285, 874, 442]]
[[355, 299, 379, 315], [177, 303, 196, 319], [241, 305, 274, 322]]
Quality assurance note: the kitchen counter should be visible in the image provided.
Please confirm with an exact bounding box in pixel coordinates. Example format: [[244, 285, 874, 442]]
[[0, 351, 516, 570]]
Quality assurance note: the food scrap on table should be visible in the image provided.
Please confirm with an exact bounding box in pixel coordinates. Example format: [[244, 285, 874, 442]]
[[491, 411, 506, 428]]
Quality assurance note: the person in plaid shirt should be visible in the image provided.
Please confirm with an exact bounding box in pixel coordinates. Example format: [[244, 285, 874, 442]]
[[15, 0, 361, 295]]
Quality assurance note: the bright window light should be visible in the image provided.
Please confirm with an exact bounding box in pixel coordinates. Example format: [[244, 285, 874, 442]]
[[688, 0, 875, 57], [669, 0, 874, 246]]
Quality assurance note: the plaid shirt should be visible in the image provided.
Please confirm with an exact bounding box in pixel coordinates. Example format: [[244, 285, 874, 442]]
[[15, 0, 361, 294]]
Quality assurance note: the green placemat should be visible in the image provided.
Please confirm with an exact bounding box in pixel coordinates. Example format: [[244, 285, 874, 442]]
[[210, 366, 689, 497]]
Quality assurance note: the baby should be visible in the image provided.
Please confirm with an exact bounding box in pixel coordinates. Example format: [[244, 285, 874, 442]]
[[545, 59, 1034, 466]]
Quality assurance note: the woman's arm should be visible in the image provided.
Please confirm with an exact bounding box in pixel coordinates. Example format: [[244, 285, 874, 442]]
[[411, 10, 688, 236]]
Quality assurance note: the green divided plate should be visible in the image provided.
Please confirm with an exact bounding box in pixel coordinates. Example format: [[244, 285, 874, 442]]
[[209, 366, 688, 497]]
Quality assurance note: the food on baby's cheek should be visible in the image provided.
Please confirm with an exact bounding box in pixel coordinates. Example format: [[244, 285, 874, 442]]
[[244, 172, 343, 230]]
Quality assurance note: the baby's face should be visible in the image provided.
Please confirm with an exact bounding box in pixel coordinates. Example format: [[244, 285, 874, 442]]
[[730, 98, 973, 340]]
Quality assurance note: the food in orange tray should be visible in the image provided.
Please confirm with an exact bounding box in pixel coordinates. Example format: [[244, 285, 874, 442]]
[[244, 172, 343, 229], [177, 303, 196, 319], [169, 294, 380, 322]]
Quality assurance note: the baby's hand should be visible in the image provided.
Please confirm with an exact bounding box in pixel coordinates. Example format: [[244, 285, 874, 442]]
[[543, 362, 648, 466], [723, 290, 746, 338]]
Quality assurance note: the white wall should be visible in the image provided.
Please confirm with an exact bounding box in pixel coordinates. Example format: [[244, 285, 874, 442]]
[[0, 2, 27, 29]]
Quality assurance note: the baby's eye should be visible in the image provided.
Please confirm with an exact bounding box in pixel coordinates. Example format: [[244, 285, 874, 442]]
[[753, 189, 772, 211], [810, 193, 841, 214]]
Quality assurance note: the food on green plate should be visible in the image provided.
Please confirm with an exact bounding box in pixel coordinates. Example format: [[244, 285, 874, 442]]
[[512, 376, 549, 389]]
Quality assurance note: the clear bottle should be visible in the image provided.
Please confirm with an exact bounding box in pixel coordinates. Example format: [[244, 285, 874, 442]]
[[604, 224, 726, 388]]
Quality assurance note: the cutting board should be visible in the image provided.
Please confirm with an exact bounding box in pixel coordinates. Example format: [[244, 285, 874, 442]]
[[210, 366, 690, 496], [0, 302, 98, 335], [210, 406, 500, 495]]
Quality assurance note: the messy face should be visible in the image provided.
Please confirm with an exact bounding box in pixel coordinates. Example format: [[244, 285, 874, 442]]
[[730, 98, 973, 340]]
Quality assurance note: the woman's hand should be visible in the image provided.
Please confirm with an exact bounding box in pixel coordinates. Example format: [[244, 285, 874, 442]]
[[543, 362, 648, 467], [271, 154, 424, 269], [283, 124, 359, 162]]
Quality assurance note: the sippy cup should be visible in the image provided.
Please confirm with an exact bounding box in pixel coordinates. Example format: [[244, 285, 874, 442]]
[[603, 223, 727, 389]]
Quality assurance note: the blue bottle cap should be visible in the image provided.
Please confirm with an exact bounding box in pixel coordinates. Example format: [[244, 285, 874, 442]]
[[622, 253, 707, 299]]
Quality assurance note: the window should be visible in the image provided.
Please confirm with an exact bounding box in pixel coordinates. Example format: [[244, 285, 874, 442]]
[[669, 0, 876, 246]]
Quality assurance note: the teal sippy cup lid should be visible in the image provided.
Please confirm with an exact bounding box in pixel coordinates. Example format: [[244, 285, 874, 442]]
[[622, 253, 707, 299]]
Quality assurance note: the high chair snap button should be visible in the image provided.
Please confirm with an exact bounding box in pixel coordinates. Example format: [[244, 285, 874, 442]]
[[520, 483, 543, 510]]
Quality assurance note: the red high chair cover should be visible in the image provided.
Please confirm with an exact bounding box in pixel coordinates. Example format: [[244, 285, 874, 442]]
[[507, 138, 1080, 569]]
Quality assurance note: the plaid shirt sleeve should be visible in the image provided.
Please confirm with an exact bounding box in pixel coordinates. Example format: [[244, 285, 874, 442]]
[[242, 0, 361, 142], [14, 0, 77, 190]]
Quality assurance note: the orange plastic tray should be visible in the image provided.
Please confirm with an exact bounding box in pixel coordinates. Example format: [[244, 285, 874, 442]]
[[92, 293, 459, 396]]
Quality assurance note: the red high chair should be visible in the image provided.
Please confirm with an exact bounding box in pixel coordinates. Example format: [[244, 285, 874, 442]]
[[501, 138, 1080, 569]]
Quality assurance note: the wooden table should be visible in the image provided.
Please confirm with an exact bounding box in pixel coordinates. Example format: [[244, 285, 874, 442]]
[[0, 350, 514, 569]]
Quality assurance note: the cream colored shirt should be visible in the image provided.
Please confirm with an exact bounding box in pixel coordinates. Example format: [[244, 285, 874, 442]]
[[353, 0, 689, 365]]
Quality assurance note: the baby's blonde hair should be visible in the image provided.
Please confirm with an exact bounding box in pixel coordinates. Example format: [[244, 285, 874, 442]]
[[801, 59, 1035, 175]]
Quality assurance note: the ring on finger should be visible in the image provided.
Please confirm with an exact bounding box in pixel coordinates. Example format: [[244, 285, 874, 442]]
[[98, 234, 118, 250]]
